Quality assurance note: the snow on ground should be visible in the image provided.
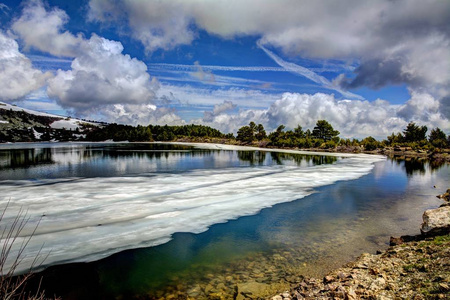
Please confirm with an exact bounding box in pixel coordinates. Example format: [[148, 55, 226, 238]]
[[50, 119, 82, 130], [0, 101, 62, 118], [0, 101, 100, 128], [32, 128, 43, 139]]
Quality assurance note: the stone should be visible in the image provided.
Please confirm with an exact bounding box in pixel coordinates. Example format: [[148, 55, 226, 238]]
[[369, 277, 386, 291], [346, 287, 357, 300], [437, 188, 450, 202], [237, 281, 268, 299], [187, 285, 202, 298], [421, 206, 450, 236]]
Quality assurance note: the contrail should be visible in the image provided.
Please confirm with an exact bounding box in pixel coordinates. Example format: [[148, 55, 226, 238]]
[[256, 41, 364, 100], [149, 63, 285, 72], [148, 63, 349, 74]]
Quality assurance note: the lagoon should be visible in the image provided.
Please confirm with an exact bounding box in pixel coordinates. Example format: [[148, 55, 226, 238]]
[[0, 142, 448, 299]]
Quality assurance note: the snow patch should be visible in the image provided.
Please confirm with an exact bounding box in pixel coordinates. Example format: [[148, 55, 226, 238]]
[[0, 101, 62, 118], [32, 128, 42, 139], [50, 119, 81, 130]]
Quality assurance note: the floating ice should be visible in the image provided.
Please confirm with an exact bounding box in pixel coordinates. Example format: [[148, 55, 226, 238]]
[[0, 144, 384, 274]]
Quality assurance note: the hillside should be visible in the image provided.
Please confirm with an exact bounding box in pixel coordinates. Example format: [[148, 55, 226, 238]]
[[0, 102, 102, 142]]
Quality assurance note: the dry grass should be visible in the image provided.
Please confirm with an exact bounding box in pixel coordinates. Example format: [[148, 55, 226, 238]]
[[0, 201, 57, 300]]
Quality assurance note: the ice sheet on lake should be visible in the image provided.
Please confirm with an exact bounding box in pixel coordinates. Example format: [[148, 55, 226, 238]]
[[0, 148, 384, 274]]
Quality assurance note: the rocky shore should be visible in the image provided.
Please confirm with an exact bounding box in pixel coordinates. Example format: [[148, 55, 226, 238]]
[[271, 190, 450, 300]]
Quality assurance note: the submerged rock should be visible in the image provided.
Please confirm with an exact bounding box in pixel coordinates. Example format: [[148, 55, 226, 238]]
[[236, 281, 269, 299], [271, 195, 450, 300], [273, 234, 450, 299]]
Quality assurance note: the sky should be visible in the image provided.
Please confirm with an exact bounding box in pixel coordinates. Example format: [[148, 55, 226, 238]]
[[0, 0, 449, 139]]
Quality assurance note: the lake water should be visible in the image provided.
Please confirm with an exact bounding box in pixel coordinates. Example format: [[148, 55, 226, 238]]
[[0, 142, 448, 299]]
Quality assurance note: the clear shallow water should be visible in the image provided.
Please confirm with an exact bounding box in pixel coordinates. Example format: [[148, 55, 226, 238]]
[[0, 143, 448, 299]]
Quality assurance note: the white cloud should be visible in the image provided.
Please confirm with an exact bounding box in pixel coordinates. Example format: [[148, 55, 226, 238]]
[[87, 0, 195, 53], [213, 100, 236, 115], [88, 0, 450, 112], [97, 104, 184, 126], [11, 0, 158, 114], [397, 89, 448, 129], [47, 34, 157, 111], [203, 100, 237, 122], [12, 0, 83, 57], [157, 84, 281, 110], [196, 92, 449, 139], [0, 31, 52, 102], [190, 61, 215, 83]]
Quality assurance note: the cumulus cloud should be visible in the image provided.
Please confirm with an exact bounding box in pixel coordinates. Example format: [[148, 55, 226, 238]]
[[0, 31, 52, 102], [97, 104, 184, 126], [397, 90, 449, 130], [203, 100, 237, 122], [196, 92, 449, 139], [47, 34, 157, 111], [11, 0, 158, 114], [12, 0, 83, 57], [87, 0, 195, 53]]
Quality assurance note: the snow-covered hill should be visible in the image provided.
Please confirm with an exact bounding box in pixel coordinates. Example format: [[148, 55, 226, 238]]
[[0, 102, 102, 142], [0, 102, 100, 129]]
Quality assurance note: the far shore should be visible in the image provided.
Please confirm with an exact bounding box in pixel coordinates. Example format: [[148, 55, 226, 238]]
[[2, 139, 449, 163], [158, 138, 450, 162]]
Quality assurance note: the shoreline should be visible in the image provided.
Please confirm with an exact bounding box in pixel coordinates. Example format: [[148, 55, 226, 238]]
[[1, 139, 449, 163], [271, 192, 450, 300]]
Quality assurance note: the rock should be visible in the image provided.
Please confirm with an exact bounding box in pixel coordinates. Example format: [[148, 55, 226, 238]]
[[369, 277, 386, 291], [389, 236, 404, 246], [271, 296, 283, 300], [337, 272, 350, 280], [237, 281, 268, 300], [187, 285, 202, 298], [437, 188, 450, 201], [389, 234, 420, 246], [346, 287, 357, 300], [421, 206, 450, 236]]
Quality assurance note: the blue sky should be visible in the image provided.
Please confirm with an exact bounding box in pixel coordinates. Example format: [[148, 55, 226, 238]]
[[0, 0, 449, 138]]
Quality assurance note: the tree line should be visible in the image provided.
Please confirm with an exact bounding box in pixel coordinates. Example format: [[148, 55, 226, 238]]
[[234, 120, 449, 151], [85, 123, 228, 142], [85, 119, 449, 151]]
